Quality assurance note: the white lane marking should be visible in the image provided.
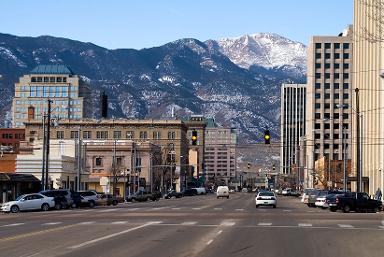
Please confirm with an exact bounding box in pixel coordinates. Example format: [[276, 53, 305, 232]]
[[379, 226, 384, 229], [192, 208, 201, 210], [128, 208, 140, 211], [307, 211, 315, 213], [207, 239, 213, 245], [111, 221, 127, 225], [1, 223, 25, 227], [220, 221, 236, 226], [78, 221, 95, 225], [97, 209, 118, 213], [69, 222, 160, 249], [235, 209, 244, 211], [298, 223, 312, 227], [152, 207, 167, 210], [258, 223, 272, 226], [181, 221, 197, 225], [338, 224, 354, 228], [42, 222, 62, 226], [214, 208, 222, 210], [172, 208, 181, 210], [217, 230, 223, 235], [283, 210, 292, 212]]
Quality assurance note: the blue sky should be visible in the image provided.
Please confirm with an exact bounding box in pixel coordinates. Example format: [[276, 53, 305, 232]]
[[0, 0, 353, 49]]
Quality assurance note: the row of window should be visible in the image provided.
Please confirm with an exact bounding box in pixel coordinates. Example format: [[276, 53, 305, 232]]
[[315, 73, 349, 79], [315, 63, 349, 69], [315, 113, 349, 121], [1, 133, 25, 139], [31, 76, 68, 83], [315, 52, 350, 59], [315, 93, 349, 99], [314, 123, 349, 130], [28, 86, 77, 98], [15, 99, 81, 106], [315, 42, 350, 49], [57, 130, 177, 140], [315, 104, 349, 111], [315, 83, 349, 89]]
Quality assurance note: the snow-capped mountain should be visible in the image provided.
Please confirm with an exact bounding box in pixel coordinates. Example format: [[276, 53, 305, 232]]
[[211, 33, 307, 78], [0, 32, 306, 143]]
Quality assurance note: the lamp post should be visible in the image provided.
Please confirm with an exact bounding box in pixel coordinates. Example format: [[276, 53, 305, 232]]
[[355, 88, 361, 192]]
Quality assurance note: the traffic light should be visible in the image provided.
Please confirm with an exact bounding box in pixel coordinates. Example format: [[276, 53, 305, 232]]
[[272, 164, 276, 171], [264, 129, 270, 144], [191, 130, 197, 145], [247, 163, 251, 169]]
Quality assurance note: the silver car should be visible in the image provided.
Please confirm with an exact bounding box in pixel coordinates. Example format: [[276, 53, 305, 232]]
[[1, 193, 55, 213]]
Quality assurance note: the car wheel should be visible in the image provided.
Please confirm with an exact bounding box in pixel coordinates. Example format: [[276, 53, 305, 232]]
[[373, 207, 379, 213], [330, 207, 337, 212], [217, 196, 219, 199], [41, 203, 50, 211], [112, 200, 118, 206], [54, 203, 62, 210], [256, 205, 259, 208], [10, 205, 19, 213], [343, 205, 351, 213], [273, 205, 276, 208], [89, 201, 95, 208], [227, 196, 229, 199]]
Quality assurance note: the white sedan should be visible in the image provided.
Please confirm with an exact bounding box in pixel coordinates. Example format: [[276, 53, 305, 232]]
[[1, 193, 55, 213], [255, 191, 277, 208]]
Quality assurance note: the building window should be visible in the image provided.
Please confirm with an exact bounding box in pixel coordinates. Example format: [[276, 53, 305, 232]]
[[168, 131, 176, 140], [126, 131, 134, 139], [57, 131, 64, 139], [315, 43, 322, 49], [114, 131, 122, 139], [315, 63, 321, 68], [70, 131, 79, 139], [324, 93, 330, 99], [325, 73, 330, 79], [153, 131, 161, 139], [83, 131, 92, 139], [334, 94, 339, 99], [335, 43, 340, 49], [343, 63, 349, 69], [334, 83, 339, 89], [334, 63, 340, 69], [315, 83, 321, 89], [315, 53, 321, 59], [96, 131, 108, 139], [343, 94, 349, 99], [315, 103, 321, 109], [324, 123, 330, 129], [325, 83, 330, 89], [95, 157, 103, 166], [343, 43, 350, 49], [334, 124, 339, 130], [315, 113, 321, 119], [116, 157, 123, 167], [315, 73, 321, 79], [50, 77, 55, 82], [315, 93, 321, 99], [343, 113, 349, 119], [315, 134, 321, 139], [315, 123, 321, 129], [324, 103, 330, 109], [56, 77, 62, 82], [334, 53, 340, 59], [325, 53, 331, 59], [343, 73, 349, 79], [324, 113, 330, 119], [334, 134, 339, 139], [325, 63, 331, 69], [139, 131, 147, 139], [334, 113, 340, 119], [325, 43, 331, 49]]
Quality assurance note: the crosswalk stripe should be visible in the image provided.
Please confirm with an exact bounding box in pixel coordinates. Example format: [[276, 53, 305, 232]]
[[97, 209, 118, 213], [258, 223, 272, 226], [43, 222, 62, 226], [298, 223, 312, 227], [181, 221, 197, 225], [338, 224, 354, 228], [78, 221, 95, 225], [111, 221, 127, 225], [1, 223, 24, 227], [235, 209, 244, 211], [220, 221, 236, 226], [192, 208, 202, 210], [283, 210, 292, 212], [214, 208, 222, 210]]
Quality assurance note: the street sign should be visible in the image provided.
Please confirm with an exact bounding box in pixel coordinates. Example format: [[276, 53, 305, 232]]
[[327, 181, 332, 187]]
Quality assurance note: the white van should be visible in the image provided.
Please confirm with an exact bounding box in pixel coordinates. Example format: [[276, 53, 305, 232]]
[[216, 186, 230, 199]]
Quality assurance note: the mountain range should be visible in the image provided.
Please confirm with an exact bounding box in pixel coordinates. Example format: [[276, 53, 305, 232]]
[[0, 32, 307, 143]]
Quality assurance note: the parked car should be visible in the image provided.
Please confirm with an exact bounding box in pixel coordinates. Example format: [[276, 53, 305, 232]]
[[315, 190, 344, 208], [98, 193, 123, 206], [71, 192, 96, 208], [126, 191, 160, 202], [193, 187, 207, 195], [39, 189, 74, 209], [182, 188, 198, 196], [164, 190, 183, 199], [307, 190, 321, 207], [301, 189, 315, 203], [282, 188, 292, 196], [77, 190, 100, 205], [333, 192, 382, 213], [1, 193, 55, 213], [327, 192, 349, 211], [216, 186, 230, 199], [255, 191, 277, 208]]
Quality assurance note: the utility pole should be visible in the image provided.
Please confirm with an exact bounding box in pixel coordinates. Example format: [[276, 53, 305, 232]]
[[355, 88, 361, 192], [112, 140, 116, 197], [343, 125, 348, 192], [76, 127, 82, 191], [44, 99, 52, 189], [41, 114, 46, 190]]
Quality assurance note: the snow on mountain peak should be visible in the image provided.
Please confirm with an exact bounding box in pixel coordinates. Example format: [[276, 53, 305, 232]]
[[216, 33, 307, 71]]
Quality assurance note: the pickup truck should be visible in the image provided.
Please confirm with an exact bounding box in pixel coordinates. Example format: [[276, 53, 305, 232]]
[[333, 192, 382, 213], [126, 191, 161, 202]]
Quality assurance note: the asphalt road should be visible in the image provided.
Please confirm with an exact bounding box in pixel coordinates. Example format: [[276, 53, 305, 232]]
[[1, 193, 384, 257]]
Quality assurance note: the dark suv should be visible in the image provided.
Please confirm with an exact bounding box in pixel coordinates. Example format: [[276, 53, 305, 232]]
[[39, 189, 74, 209]]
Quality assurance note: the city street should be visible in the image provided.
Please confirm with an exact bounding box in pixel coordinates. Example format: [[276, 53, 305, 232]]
[[0, 193, 384, 257]]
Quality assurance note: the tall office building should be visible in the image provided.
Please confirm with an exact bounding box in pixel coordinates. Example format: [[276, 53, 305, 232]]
[[353, 0, 384, 194], [280, 84, 306, 175], [12, 64, 90, 127], [204, 122, 237, 184], [305, 27, 353, 188]]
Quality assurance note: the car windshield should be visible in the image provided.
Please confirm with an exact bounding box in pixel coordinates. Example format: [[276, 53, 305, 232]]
[[15, 195, 26, 201], [259, 192, 274, 196]]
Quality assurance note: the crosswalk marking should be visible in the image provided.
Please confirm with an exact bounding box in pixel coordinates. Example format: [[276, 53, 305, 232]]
[[220, 221, 236, 226], [192, 207, 202, 210], [1, 223, 24, 227], [235, 209, 244, 211], [298, 223, 312, 227], [283, 210, 292, 212], [181, 221, 197, 225], [78, 221, 95, 225], [338, 224, 354, 228], [111, 221, 128, 225], [43, 222, 62, 226], [97, 209, 118, 213], [258, 223, 272, 226], [152, 207, 166, 210], [214, 208, 222, 210]]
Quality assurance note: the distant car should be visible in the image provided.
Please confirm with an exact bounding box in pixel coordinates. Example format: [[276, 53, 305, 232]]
[[182, 188, 198, 197], [255, 191, 277, 208], [301, 189, 315, 203], [193, 187, 207, 195], [164, 190, 183, 199], [77, 190, 100, 205], [98, 193, 123, 206], [39, 189, 74, 209], [315, 190, 344, 208], [71, 192, 96, 208], [282, 188, 292, 196], [1, 193, 55, 213], [216, 186, 230, 199]]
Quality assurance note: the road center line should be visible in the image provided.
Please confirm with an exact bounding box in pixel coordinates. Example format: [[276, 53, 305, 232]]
[[258, 223, 272, 226], [68, 222, 160, 249], [298, 223, 312, 227], [1, 223, 24, 227], [206, 239, 213, 245], [42, 222, 62, 226], [338, 224, 354, 228], [217, 230, 223, 235]]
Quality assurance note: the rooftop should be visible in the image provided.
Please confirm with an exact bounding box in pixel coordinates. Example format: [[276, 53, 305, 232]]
[[30, 64, 74, 75]]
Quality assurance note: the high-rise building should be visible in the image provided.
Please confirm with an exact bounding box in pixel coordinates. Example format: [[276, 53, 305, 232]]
[[12, 64, 91, 127], [353, 0, 384, 194], [305, 27, 353, 188], [280, 84, 306, 175], [204, 121, 237, 185]]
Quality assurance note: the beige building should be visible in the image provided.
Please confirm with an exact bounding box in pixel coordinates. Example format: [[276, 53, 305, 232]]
[[305, 27, 353, 189], [353, 0, 384, 194], [12, 64, 91, 128], [23, 118, 190, 192]]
